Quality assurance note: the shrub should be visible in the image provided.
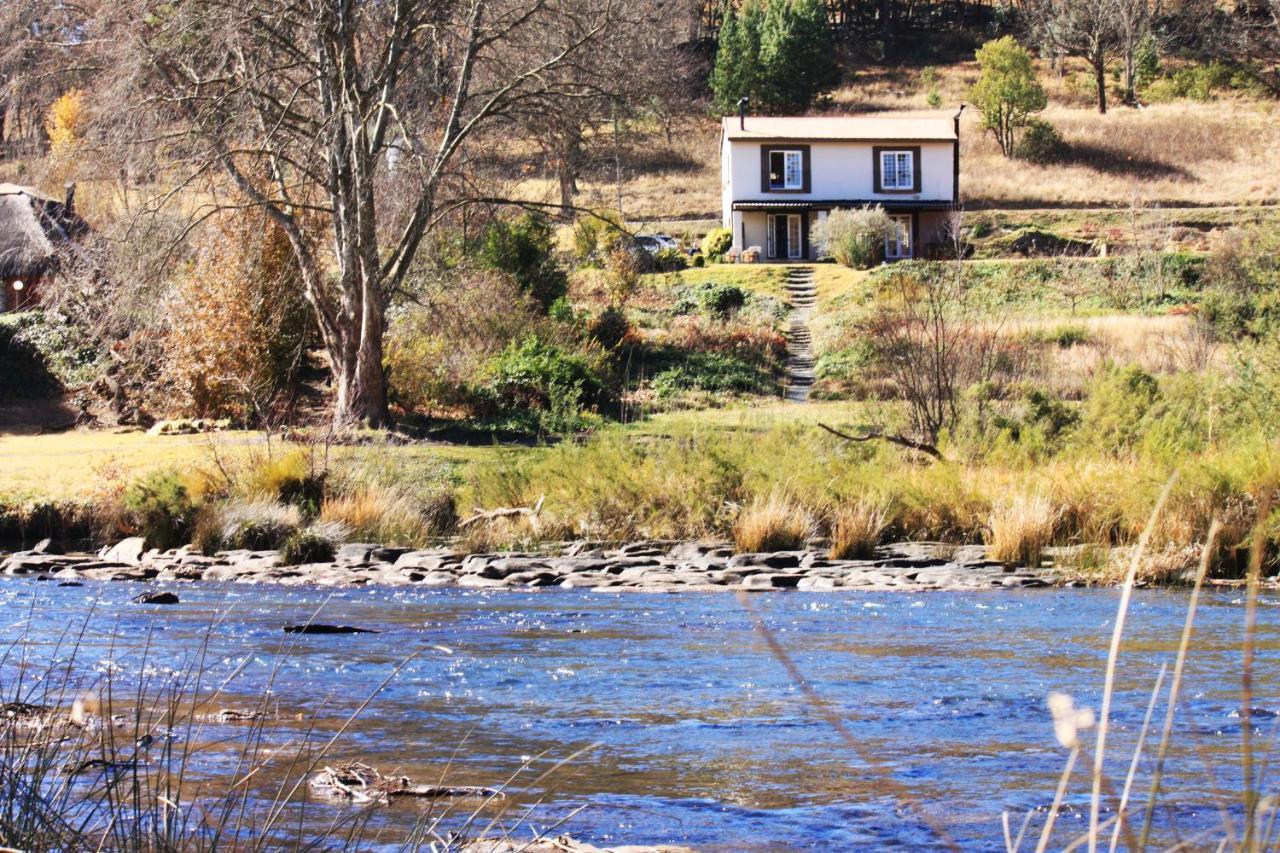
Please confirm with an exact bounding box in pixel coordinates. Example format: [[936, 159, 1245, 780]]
[[476, 335, 607, 432], [281, 527, 339, 565], [701, 228, 733, 262], [217, 499, 301, 550], [1018, 118, 1065, 165], [480, 212, 567, 310], [734, 492, 813, 553], [589, 307, 630, 351], [926, 89, 943, 108], [572, 210, 626, 265], [0, 311, 100, 403], [652, 247, 688, 272], [604, 243, 645, 307], [650, 352, 772, 397], [987, 491, 1060, 567], [161, 212, 311, 420], [122, 469, 196, 550], [386, 269, 543, 417], [691, 253, 706, 268], [829, 498, 890, 560], [813, 206, 892, 269], [700, 283, 749, 317], [1074, 364, 1161, 455]]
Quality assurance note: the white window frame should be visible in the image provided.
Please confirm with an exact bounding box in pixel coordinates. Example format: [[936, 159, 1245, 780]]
[[879, 150, 915, 191], [885, 214, 912, 260], [769, 149, 805, 191], [766, 214, 777, 257]]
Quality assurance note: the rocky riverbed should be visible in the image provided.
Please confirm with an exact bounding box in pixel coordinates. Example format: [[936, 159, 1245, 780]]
[[0, 538, 1056, 592]]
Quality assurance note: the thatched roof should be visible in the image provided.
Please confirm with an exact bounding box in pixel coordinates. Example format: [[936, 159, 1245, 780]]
[[0, 183, 87, 280]]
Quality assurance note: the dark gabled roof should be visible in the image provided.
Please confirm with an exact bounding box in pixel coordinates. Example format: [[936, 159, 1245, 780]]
[[0, 183, 88, 280]]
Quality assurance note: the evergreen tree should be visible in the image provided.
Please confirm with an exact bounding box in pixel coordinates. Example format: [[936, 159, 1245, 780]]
[[711, 1, 762, 113], [761, 0, 838, 112], [711, 0, 837, 115]]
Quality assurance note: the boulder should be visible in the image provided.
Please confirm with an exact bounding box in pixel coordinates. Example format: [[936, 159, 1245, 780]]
[[31, 537, 64, 555], [133, 591, 180, 605], [102, 537, 147, 565]]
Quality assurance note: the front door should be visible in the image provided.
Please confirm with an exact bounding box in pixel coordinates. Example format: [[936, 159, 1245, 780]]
[[767, 214, 804, 260], [886, 214, 913, 260]]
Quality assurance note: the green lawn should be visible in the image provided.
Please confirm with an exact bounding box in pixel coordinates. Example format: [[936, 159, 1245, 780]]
[[0, 430, 497, 502]]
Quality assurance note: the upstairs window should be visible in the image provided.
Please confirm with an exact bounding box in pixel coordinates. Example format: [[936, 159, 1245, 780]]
[[879, 150, 914, 191], [769, 149, 804, 190]]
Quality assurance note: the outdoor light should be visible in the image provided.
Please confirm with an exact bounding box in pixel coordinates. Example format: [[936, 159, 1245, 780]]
[[12, 281, 23, 291]]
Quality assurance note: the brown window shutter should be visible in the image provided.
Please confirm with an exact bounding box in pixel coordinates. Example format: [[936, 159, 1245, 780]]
[[760, 146, 770, 193]]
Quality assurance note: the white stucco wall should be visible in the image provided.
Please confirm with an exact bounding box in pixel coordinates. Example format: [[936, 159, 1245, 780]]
[[721, 139, 957, 233]]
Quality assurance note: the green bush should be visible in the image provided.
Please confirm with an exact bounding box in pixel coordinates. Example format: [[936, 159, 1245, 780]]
[[282, 529, 337, 565], [573, 210, 626, 266], [653, 247, 688, 272], [481, 212, 567, 309], [701, 228, 733, 262], [650, 352, 773, 397], [122, 469, 196, 551], [1073, 364, 1161, 455], [691, 253, 706, 268], [476, 335, 607, 433], [813, 206, 892, 269], [0, 312, 98, 402], [1018, 118, 1065, 164]]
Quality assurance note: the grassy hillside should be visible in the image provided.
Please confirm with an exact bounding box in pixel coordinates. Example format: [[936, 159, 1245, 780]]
[[546, 59, 1280, 229]]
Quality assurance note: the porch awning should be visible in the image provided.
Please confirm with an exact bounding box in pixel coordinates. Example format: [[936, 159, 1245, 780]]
[[732, 199, 955, 212]]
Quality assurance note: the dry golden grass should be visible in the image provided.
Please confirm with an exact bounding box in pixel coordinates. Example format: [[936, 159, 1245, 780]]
[[1006, 313, 1212, 397], [828, 498, 890, 560], [320, 485, 427, 546], [986, 490, 1061, 567], [733, 491, 814, 553]]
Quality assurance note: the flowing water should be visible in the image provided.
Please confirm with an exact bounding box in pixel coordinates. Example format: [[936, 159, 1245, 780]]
[[3, 579, 1278, 850]]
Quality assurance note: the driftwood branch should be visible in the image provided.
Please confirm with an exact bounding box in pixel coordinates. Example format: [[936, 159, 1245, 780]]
[[817, 423, 945, 462], [459, 495, 546, 530]]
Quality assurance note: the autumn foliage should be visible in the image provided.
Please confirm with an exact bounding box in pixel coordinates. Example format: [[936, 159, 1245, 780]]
[[160, 213, 311, 420]]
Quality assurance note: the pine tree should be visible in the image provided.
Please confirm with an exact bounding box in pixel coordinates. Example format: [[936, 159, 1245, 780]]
[[711, 0, 838, 115], [711, 1, 763, 113]]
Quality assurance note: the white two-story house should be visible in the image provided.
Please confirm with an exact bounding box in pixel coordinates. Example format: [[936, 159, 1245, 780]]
[[720, 111, 961, 262]]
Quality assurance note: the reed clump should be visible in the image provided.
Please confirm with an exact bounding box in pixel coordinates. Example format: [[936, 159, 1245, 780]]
[[734, 491, 813, 553], [828, 497, 890, 560], [986, 491, 1061, 567]]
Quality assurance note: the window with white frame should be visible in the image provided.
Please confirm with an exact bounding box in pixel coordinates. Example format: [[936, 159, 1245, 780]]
[[879, 150, 915, 191], [768, 149, 805, 190]]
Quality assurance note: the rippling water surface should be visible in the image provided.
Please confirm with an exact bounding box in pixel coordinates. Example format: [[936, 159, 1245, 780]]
[[3, 580, 1278, 850]]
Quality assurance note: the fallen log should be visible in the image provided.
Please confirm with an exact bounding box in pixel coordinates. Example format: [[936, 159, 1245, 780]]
[[817, 423, 944, 462], [460, 495, 546, 530]]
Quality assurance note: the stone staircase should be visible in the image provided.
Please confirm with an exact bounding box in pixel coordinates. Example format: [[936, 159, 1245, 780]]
[[783, 266, 816, 402]]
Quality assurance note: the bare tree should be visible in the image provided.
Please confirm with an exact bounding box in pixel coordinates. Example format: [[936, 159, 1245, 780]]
[[864, 264, 1001, 448], [98, 0, 628, 427], [1026, 0, 1124, 113]]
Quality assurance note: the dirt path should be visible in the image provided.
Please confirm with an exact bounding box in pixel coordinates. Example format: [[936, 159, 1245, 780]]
[[783, 266, 816, 403]]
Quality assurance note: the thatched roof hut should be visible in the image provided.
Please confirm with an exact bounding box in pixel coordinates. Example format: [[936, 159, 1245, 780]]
[[0, 183, 87, 311]]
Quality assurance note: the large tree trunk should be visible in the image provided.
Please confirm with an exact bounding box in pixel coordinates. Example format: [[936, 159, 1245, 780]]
[[328, 298, 387, 428], [1094, 56, 1108, 114]]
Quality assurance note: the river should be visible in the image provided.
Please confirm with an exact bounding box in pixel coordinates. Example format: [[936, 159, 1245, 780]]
[[2, 579, 1276, 850]]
